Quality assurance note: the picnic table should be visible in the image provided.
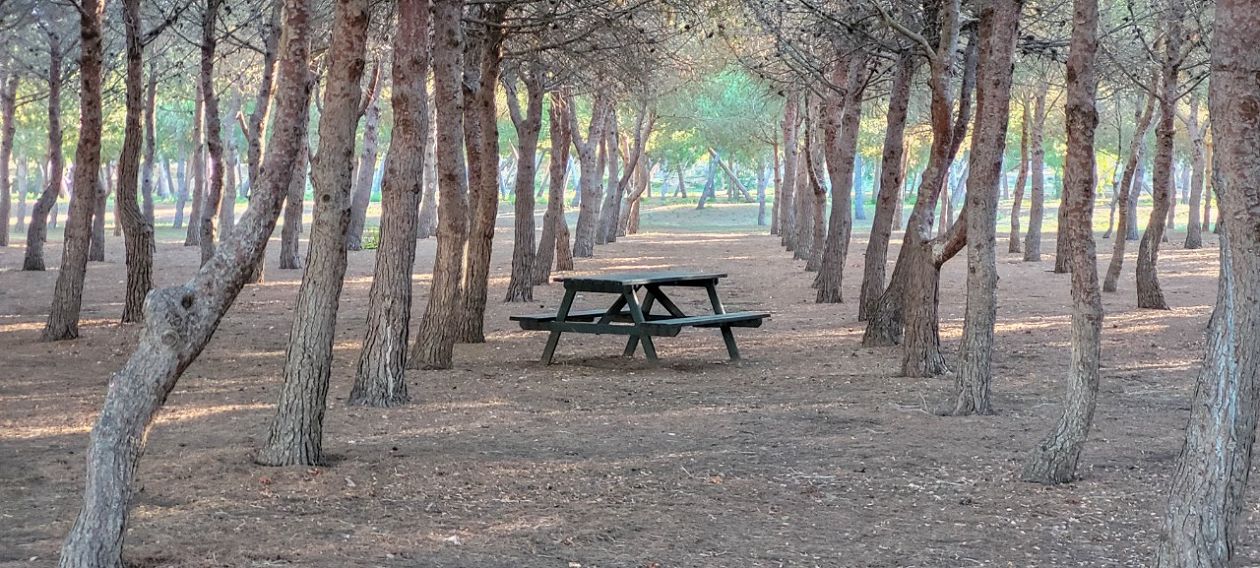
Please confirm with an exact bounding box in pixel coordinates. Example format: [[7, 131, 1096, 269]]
[[511, 271, 769, 364]]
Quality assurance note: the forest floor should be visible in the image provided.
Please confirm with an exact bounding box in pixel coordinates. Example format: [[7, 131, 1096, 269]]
[[0, 204, 1239, 568]]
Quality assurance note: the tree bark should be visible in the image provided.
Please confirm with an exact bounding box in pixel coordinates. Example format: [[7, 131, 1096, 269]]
[[44, 0, 105, 341], [0, 74, 15, 246], [56, 2, 313, 562], [417, 100, 439, 239], [256, 0, 369, 467], [1135, 17, 1182, 311], [859, 50, 913, 321], [1008, 101, 1030, 253], [409, 0, 472, 369], [780, 94, 800, 249], [89, 168, 107, 261], [504, 66, 544, 302], [278, 133, 309, 269], [1154, 1, 1260, 560], [1022, 86, 1048, 261], [1103, 89, 1157, 292], [118, 0, 156, 324], [23, 32, 65, 272], [941, 0, 1020, 414], [141, 62, 158, 227], [569, 92, 610, 258], [350, 0, 429, 407], [535, 90, 573, 286], [816, 50, 865, 303], [1020, 0, 1105, 480], [346, 69, 382, 251], [602, 106, 653, 242], [173, 158, 189, 229], [185, 84, 205, 247], [1183, 93, 1204, 249], [198, 0, 226, 265]]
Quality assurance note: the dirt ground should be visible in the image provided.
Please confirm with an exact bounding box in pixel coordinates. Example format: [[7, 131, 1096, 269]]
[[0, 212, 1245, 567]]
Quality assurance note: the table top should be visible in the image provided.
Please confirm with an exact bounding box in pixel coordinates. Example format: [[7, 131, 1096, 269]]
[[556, 271, 727, 288]]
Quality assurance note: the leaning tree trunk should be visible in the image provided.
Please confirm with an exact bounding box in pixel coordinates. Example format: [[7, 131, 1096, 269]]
[[185, 87, 206, 246], [44, 0, 105, 341], [408, 0, 471, 370], [56, 1, 313, 561], [23, 34, 65, 272], [1020, 0, 1105, 482], [859, 51, 913, 320], [1102, 89, 1157, 292], [346, 91, 381, 251], [0, 75, 16, 246], [1135, 17, 1182, 311], [1023, 86, 1048, 261], [534, 90, 573, 286], [116, 0, 154, 324], [256, 0, 370, 467], [941, 0, 1019, 414], [243, 2, 284, 283], [1183, 93, 1204, 249], [350, 0, 429, 407], [1008, 101, 1030, 253], [455, 9, 506, 344], [1155, 1, 1260, 561], [504, 67, 544, 302], [602, 107, 652, 243], [816, 51, 865, 303], [197, 0, 226, 266]]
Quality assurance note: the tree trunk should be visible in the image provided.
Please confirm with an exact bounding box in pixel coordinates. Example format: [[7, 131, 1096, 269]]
[[221, 147, 237, 234], [409, 0, 472, 370], [816, 51, 865, 303], [535, 90, 573, 285], [1008, 101, 1030, 253], [504, 67, 544, 302], [1155, 1, 1260, 560], [793, 99, 816, 261], [1023, 86, 1048, 261], [278, 134, 309, 270], [805, 118, 827, 273], [346, 86, 381, 251], [570, 92, 610, 258], [350, 0, 429, 407], [859, 51, 913, 321], [455, 8, 506, 344], [1102, 89, 1157, 292], [197, 0, 226, 265], [16, 159, 28, 231], [1184, 94, 1204, 249], [770, 138, 780, 232], [417, 101, 439, 239], [244, 0, 283, 194], [23, 33, 65, 272], [89, 169, 107, 261], [185, 84, 205, 246], [256, 0, 370, 467], [596, 110, 621, 245], [780, 94, 799, 249], [1020, 0, 1104, 480], [1203, 134, 1214, 233], [1135, 16, 1182, 311], [940, 0, 1019, 414], [0, 75, 15, 246], [602, 107, 652, 242], [56, 1, 313, 560], [173, 158, 188, 229], [756, 160, 768, 226], [44, 0, 105, 341], [116, 0, 155, 324], [140, 62, 157, 227]]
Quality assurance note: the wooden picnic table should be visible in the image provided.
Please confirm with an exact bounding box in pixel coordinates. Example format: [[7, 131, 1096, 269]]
[[511, 271, 769, 364]]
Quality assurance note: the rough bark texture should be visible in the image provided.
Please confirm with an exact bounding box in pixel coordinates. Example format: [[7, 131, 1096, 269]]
[[779, 95, 800, 250], [23, 32, 64, 272], [794, 100, 818, 262], [570, 93, 610, 258], [44, 0, 106, 341], [1008, 102, 1030, 253], [256, 0, 369, 467], [816, 51, 865, 303], [1022, 87, 1048, 261], [0, 74, 15, 246], [1135, 14, 1181, 311], [350, 0, 429, 408], [185, 84, 205, 247], [859, 52, 913, 321], [56, 1, 313, 561], [89, 170, 108, 261], [346, 77, 381, 251], [601, 107, 652, 243], [1183, 94, 1204, 249], [504, 67, 544, 302], [1020, 0, 1104, 482], [1154, 2, 1260, 561], [279, 138, 309, 269], [118, 0, 156, 324], [1102, 90, 1157, 292], [141, 62, 157, 226], [408, 0, 471, 370], [455, 7, 506, 344], [417, 111, 439, 239], [535, 91, 573, 286], [198, 0, 226, 265]]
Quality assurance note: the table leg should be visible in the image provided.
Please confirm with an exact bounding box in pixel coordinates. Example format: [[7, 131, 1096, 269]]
[[624, 287, 656, 357], [542, 289, 575, 364], [705, 283, 740, 361], [646, 284, 687, 317], [623, 286, 658, 362]]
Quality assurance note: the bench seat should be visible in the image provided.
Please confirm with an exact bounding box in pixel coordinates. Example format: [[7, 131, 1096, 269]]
[[640, 311, 769, 334]]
